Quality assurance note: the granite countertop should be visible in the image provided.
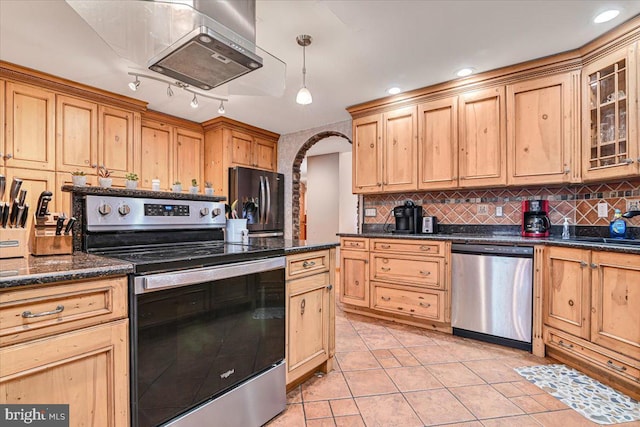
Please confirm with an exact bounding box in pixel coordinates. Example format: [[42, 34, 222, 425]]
[[339, 232, 640, 254], [249, 237, 340, 254], [62, 185, 227, 202], [0, 253, 133, 289]]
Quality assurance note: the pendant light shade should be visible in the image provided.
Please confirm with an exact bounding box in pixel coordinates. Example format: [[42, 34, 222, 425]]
[[296, 35, 313, 105]]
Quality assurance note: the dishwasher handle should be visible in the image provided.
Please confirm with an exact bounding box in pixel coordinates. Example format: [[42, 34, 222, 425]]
[[451, 243, 533, 258]]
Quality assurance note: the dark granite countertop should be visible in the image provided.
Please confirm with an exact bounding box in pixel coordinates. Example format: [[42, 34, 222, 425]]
[[0, 253, 133, 289], [62, 185, 227, 202], [338, 232, 640, 254], [247, 238, 339, 254]]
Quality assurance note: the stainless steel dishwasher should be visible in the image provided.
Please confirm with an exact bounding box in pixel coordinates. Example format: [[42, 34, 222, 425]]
[[451, 243, 533, 351]]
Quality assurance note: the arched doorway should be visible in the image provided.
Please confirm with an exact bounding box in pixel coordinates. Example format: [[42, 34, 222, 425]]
[[292, 131, 352, 240]]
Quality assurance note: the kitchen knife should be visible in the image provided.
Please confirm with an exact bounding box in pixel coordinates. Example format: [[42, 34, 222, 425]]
[[0, 203, 7, 228], [55, 214, 66, 235], [9, 178, 22, 201], [64, 217, 76, 235], [9, 199, 19, 227], [15, 205, 25, 229], [18, 189, 27, 207], [19, 204, 29, 228], [0, 175, 5, 200], [35, 191, 53, 218]]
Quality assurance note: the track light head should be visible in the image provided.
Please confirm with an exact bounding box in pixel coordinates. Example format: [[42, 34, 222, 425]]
[[128, 76, 140, 91], [166, 84, 174, 97], [190, 94, 199, 108], [218, 100, 225, 114]]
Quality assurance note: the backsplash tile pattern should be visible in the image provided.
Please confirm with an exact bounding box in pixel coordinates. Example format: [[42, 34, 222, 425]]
[[363, 179, 640, 228]]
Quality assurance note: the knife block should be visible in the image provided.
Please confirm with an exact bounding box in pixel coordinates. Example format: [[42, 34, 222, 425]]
[[0, 227, 28, 259], [29, 213, 73, 256]]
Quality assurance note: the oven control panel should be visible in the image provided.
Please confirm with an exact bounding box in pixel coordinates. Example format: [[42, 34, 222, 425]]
[[86, 195, 226, 231]]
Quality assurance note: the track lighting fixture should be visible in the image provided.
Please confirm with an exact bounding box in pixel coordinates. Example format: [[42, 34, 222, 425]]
[[126, 72, 228, 113], [128, 75, 140, 91], [296, 34, 313, 105]]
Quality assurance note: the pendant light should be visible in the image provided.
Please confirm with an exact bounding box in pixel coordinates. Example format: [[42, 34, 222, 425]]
[[296, 35, 313, 105]]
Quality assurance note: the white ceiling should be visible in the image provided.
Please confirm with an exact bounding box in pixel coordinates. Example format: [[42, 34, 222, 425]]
[[1, 1, 640, 136]]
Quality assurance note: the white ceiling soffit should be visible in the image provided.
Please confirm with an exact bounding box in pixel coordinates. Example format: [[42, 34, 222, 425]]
[[65, 0, 285, 97]]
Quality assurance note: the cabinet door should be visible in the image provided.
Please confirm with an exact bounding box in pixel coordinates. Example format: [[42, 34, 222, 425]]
[[458, 86, 506, 187], [340, 250, 369, 307], [254, 137, 277, 171], [583, 44, 639, 180], [383, 106, 417, 192], [418, 97, 458, 190], [4, 168, 55, 228], [0, 320, 129, 427], [55, 95, 98, 175], [287, 273, 330, 384], [507, 73, 576, 185], [352, 114, 382, 193], [5, 82, 55, 170], [230, 130, 254, 167], [543, 247, 591, 340], [174, 128, 204, 189], [98, 105, 135, 178], [0, 80, 5, 166], [139, 120, 173, 190], [591, 251, 640, 359]]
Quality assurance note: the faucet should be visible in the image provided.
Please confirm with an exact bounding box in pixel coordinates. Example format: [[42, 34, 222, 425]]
[[622, 210, 640, 218]]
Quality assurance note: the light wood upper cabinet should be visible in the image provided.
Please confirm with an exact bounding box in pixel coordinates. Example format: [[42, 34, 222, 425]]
[[5, 81, 55, 170], [230, 130, 277, 171], [418, 97, 458, 190], [174, 127, 204, 188], [139, 119, 173, 190], [590, 251, 640, 360], [0, 80, 4, 168], [231, 130, 254, 167], [383, 106, 417, 192], [458, 86, 506, 187], [352, 114, 382, 193], [582, 43, 639, 181], [55, 95, 99, 175], [543, 246, 592, 340], [507, 72, 578, 185], [254, 137, 277, 171], [98, 105, 137, 178]]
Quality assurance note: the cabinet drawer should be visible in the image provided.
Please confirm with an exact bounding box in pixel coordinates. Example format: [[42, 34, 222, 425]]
[[372, 283, 445, 321], [371, 239, 443, 256], [341, 237, 369, 251], [286, 250, 330, 280], [370, 253, 444, 289], [545, 327, 640, 384], [0, 277, 128, 346]]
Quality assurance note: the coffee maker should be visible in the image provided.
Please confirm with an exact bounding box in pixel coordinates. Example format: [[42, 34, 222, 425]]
[[393, 200, 423, 234], [522, 200, 550, 237]]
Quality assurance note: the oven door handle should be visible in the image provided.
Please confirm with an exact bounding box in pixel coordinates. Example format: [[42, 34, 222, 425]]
[[135, 257, 285, 294]]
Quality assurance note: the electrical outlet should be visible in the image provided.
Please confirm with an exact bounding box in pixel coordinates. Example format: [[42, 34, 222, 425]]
[[364, 208, 377, 217], [597, 202, 608, 218], [495, 206, 503, 217], [626, 198, 640, 212], [477, 204, 489, 215]]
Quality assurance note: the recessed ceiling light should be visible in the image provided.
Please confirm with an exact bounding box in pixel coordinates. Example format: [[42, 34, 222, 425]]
[[387, 87, 401, 95], [594, 9, 620, 23], [456, 68, 475, 77]]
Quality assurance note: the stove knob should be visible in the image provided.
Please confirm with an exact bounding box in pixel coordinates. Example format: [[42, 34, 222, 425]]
[[200, 207, 210, 217], [118, 204, 131, 216], [212, 208, 222, 218], [98, 203, 112, 216]]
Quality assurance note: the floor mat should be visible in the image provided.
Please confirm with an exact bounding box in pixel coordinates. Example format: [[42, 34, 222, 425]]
[[514, 364, 639, 425]]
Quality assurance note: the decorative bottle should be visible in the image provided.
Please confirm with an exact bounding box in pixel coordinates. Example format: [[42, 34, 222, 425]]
[[609, 209, 627, 239]]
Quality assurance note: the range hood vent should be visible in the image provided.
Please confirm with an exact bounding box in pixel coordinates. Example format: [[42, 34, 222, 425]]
[[67, 0, 283, 93]]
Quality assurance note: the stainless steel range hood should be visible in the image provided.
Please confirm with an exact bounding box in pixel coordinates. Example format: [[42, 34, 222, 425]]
[[67, 0, 281, 92]]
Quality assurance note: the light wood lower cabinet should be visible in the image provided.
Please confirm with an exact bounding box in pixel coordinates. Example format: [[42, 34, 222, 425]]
[[340, 247, 370, 307], [543, 248, 640, 399], [371, 283, 445, 321], [286, 249, 335, 388], [0, 276, 130, 426]]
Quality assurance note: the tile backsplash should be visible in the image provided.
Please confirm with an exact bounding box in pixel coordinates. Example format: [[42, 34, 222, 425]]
[[363, 179, 640, 228]]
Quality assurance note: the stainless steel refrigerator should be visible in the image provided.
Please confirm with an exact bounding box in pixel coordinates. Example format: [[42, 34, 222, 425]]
[[229, 166, 284, 236]]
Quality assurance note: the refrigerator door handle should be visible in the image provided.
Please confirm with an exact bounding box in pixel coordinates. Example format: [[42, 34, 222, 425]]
[[259, 176, 266, 224], [265, 176, 271, 225]]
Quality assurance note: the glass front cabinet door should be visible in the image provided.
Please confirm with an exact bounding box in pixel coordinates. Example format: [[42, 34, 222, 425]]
[[582, 44, 638, 180]]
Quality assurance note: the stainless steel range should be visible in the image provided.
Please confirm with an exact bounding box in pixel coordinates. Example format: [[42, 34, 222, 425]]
[[81, 193, 286, 427]]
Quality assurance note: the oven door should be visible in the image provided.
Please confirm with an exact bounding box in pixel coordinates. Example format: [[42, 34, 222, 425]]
[[131, 257, 286, 427]]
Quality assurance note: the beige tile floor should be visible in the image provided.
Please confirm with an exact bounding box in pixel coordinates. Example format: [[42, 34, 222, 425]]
[[267, 302, 640, 427]]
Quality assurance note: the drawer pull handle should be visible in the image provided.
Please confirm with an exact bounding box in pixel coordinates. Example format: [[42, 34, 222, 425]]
[[302, 260, 316, 268], [419, 302, 431, 308], [580, 261, 588, 268], [590, 263, 598, 269], [349, 242, 359, 247], [381, 267, 391, 272], [420, 271, 431, 276], [558, 340, 573, 349], [326, 284, 333, 291], [22, 305, 65, 318], [420, 246, 431, 251], [606, 360, 627, 372], [568, 299, 574, 307], [300, 299, 306, 315], [381, 296, 391, 301], [380, 244, 391, 249]]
